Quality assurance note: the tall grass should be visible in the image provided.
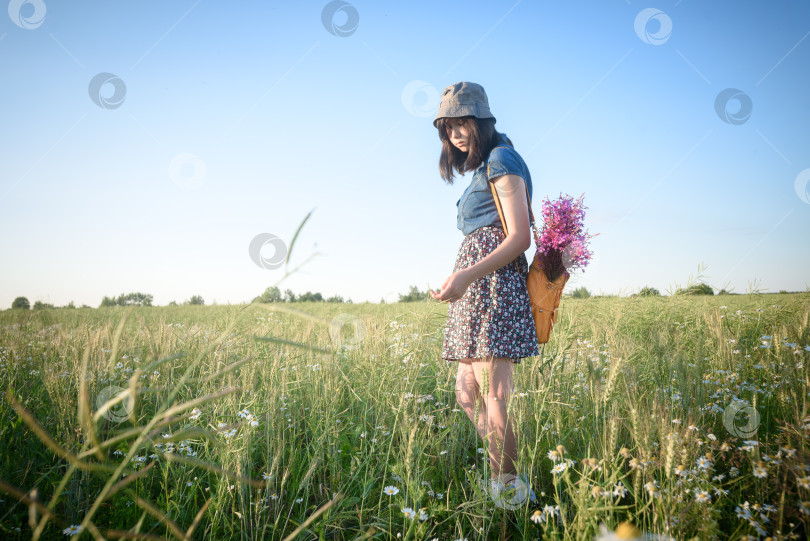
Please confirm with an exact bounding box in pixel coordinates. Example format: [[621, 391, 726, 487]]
[[1, 291, 808, 540]]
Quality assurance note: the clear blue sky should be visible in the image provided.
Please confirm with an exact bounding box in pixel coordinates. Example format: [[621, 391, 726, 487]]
[[1, 0, 808, 307]]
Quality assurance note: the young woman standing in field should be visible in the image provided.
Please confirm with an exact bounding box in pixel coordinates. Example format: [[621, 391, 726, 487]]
[[429, 82, 539, 508]]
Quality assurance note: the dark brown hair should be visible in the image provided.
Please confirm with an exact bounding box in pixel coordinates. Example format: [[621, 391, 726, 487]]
[[436, 116, 512, 184]]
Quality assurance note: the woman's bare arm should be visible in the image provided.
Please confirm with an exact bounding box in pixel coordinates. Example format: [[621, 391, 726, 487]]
[[461, 174, 531, 284]]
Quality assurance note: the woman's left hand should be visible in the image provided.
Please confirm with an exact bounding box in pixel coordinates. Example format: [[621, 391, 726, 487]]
[[430, 269, 473, 303]]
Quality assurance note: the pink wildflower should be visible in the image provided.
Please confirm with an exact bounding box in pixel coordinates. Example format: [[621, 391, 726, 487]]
[[534, 193, 597, 281]]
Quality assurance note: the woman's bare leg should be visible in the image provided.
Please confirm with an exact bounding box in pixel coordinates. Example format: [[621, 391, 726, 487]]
[[454, 360, 487, 441], [472, 357, 517, 478]]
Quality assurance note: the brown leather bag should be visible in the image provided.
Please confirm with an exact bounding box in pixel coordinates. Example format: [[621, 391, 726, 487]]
[[488, 173, 569, 345]]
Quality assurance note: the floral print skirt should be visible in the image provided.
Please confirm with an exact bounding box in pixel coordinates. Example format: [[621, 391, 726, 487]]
[[442, 225, 540, 364]]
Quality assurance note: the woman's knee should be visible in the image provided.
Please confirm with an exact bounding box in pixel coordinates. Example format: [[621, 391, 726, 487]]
[[472, 356, 514, 401]]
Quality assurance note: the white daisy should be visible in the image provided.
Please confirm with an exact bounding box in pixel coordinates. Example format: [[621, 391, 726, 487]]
[[63, 525, 82, 535], [694, 490, 711, 503]]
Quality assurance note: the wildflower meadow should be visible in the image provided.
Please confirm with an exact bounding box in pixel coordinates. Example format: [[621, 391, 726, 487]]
[[0, 289, 808, 540]]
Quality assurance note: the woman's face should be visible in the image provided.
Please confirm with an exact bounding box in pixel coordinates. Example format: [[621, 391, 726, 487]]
[[445, 118, 470, 152]]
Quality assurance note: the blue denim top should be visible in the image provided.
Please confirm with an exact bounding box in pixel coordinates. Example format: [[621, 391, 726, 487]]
[[456, 132, 533, 236]]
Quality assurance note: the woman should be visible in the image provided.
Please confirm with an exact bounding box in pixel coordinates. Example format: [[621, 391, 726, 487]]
[[429, 82, 539, 509]]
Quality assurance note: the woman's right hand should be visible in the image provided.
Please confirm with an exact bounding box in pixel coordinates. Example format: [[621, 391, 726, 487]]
[[430, 270, 473, 303]]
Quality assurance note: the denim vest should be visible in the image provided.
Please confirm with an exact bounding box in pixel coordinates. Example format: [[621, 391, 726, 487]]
[[456, 132, 534, 236]]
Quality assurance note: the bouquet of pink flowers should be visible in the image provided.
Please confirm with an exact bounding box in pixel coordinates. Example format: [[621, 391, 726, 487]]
[[534, 193, 597, 283]]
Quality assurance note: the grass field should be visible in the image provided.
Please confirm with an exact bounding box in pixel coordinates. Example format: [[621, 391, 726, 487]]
[[0, 293, 808, 540]]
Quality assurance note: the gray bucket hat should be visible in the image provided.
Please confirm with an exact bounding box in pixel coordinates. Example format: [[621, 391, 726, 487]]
[[433, 81, 496, 128]]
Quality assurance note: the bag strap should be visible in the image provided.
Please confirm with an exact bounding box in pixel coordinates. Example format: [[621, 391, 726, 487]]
[[487, 146, 536, 273]]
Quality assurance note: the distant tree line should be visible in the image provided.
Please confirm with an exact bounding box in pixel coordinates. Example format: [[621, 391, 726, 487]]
[[398, 286, 432, 302], [570, 283, 726, 299], [252, 286, 351, 304], [10, 297, 91, 310], [167, 295, 206, 306], [674, 283, 714, 296], [8, 292, 207, 310], [101, 293, 206, 307], [7, 282, 802, 310], [100, 292, 154, 307], [570, 287, 591, 299]]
